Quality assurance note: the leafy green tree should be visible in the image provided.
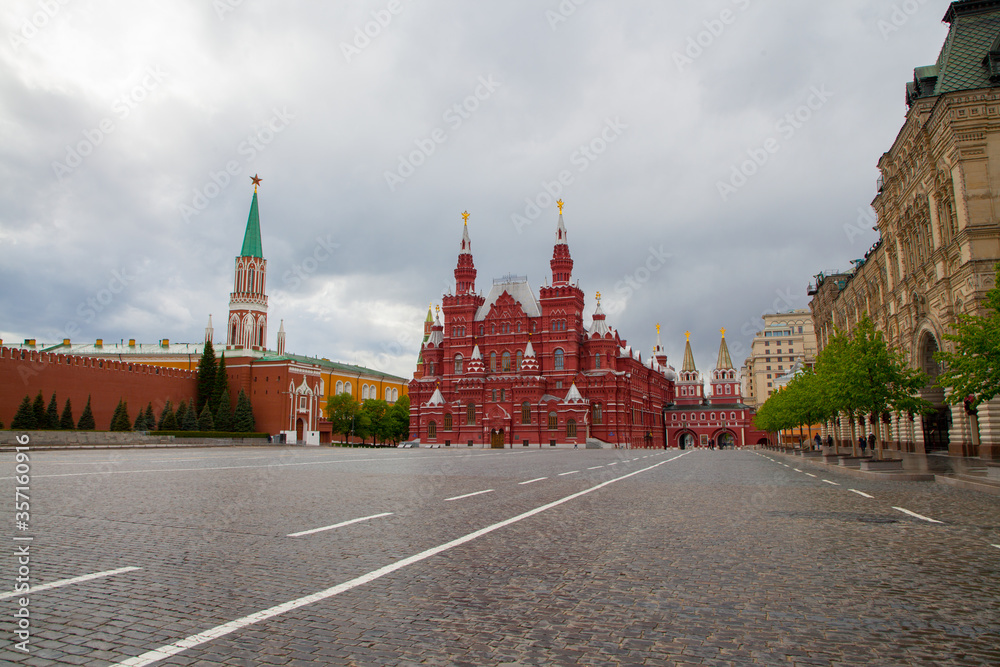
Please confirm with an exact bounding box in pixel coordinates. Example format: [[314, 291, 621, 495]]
[[60, 398, 75, 430], [45, 392, 60, 429], [32, 391, 47, 429], [387, 395, 411, 445], [325, 392, 360, 443], [215, 390, 234, 432], [158, 401, 178, 431], [936, 263, 1000, 410], [196, 340, 217, 413], [197, 403, 215, 431], [11, 395, 36, 430], [361, 399, 390, 445], [77, 396, 96, 430], [233, 389, 255, 433], [353, 411, 373, 445]]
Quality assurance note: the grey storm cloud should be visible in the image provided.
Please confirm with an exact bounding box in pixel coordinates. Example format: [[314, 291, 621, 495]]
[[0, 0, 950, 377]]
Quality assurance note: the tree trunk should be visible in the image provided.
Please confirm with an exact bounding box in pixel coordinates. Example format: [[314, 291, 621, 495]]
[[849, 412, 858, 457]]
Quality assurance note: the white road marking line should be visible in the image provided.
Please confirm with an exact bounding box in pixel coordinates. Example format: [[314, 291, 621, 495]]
[[110, 451, 693, 667], [287, 513, 393, 538], [793, 468, 802, 472], [849, 489, 874, 499], [444, 489, 494, 502], [805, 473, 817, 478], [893, 507, 943, 524], [822, 480, 840, 486], [558, 470, 580, 476], [0, 566, 141, 601], [992, 544, 1000, 550], [587, 466, 604, 470], [519, 477, 547, 485], [608, 462, 618, 466]]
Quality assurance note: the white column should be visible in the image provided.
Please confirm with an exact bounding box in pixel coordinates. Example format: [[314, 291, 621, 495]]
[[949, 402, 973, 457], [976, 397, 1000, 460]]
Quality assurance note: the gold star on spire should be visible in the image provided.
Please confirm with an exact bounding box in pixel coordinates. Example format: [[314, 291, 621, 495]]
[[557, 199, 564, 215], [462, 211, 470, 225], [251, 174, 262, 191]]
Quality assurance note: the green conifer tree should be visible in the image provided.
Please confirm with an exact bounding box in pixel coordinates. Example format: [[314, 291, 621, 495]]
[[77, 396, 96, 430], [159, 402, 178, 431], [233, 389, 255, 432], [110, 400, 132, 431], [133, 406, 147, 431], [32, 391, 47, 429], [59, 398, 75, 430], [143, 403, 155, 431], [214, 389, 233, 432], [196, 340, 218, 413], [11, 395, 37, 430], [198, 403, 215, 431], [181, 401, 199, 431], [46, 392, 60, 429], [174, 401, 189, 429], [213, 354, 230, 413]]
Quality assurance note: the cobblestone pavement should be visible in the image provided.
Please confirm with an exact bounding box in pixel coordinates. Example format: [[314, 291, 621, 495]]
[[1, 446, 998, 666]]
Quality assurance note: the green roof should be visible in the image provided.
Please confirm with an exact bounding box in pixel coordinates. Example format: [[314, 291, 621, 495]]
[[240, 191, 263, 258], [908, 1, 1000, 104], [256, 350, 408, 382]]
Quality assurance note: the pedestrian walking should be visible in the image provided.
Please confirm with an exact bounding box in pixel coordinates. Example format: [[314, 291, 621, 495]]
[[859, 435, 867, 456], [826, 434, 834, 448], [813, 434, 822, 450], [867, 432, 876, 457]]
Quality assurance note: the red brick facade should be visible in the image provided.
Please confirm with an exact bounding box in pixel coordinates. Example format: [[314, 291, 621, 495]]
[[409, 213, 676, 448]]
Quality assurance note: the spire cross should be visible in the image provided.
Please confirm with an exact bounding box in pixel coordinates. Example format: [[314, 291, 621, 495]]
[[720, 327, 726, 338], [462, 210, 470, 225], [557, 199, 564, 215], [251, 174, 262, 191], [685, 331, 690, 341], [656, 323, 661, 335]]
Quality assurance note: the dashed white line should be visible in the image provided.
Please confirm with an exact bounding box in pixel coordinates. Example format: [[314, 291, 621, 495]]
[[805, 473, 817, 478], [288, 513, 393, 537], [558, 470, 580, 476], [992, 544, 1000, 550], [109, 451, 693, 667], [445, 489, 494, 502], [608, 462, 618, 466], [849, 489, 874, 499], [793, 468, 802, 473], [587, 466, 604, 470], [519, 477, 547, 485], [0, 566, 141, 600], [893, 507, 943, 524], [822, 480, 840, 486]]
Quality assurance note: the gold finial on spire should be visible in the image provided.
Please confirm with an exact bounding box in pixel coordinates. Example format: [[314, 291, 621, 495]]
[[685, 331, 691, 341], [596, 290, 601, 303], [435, 305, 440, 315], [462, 210, 470, 225], [656, 323, 661, 335], [557, 199, 564, 215], [720, 327, 726, 338], [251, 174, 262, 191]]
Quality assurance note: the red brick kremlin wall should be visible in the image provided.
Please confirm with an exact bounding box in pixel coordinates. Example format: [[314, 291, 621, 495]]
[[0, 347, 197, 430]]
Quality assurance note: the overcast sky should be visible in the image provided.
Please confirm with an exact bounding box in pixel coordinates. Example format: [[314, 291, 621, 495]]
[[0, 1, 952, 379]]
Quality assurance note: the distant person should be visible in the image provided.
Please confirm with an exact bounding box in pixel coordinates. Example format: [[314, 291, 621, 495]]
[[814, 434, 822, 450], [868, 433, 876, 455], [859, 435, 867, 456], [827, 434, 834, 448]]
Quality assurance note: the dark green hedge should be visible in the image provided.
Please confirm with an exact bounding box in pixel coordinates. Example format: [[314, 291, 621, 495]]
[[156, 431, 270, 439]]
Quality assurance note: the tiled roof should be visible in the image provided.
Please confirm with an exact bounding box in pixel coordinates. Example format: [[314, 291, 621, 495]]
[[240, 191, 264, 258]]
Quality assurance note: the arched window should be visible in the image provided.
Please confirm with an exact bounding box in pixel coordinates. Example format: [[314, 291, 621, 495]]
[[490, 352, 497, 372], [444, 414, 453, 431], [567, 419, 577, 437], [428, 421, 437, 438], [592, 403, 602, 424], [725, 384, 731, 394], [548, 412, 558, 430], [362, 385, 369, 400], [516, 351, 523, 371], [231, 323, 238, 345], [502, 351, 511, 372], [454, 354, 464, 375], [392, 389, 398, 402], [521, 402, 531, 424], [479, 325, 484, 336], [249, 267, 255, 293], [259, 324, 264, 348], [553, 348, 565, 371], [517, 322, 521, 333], [594, 353, 601, 369], [466, 403, 476, 425], [336, 381, 344, 394], [386, 387, 392, 401], [345, 382, 352, 396]]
